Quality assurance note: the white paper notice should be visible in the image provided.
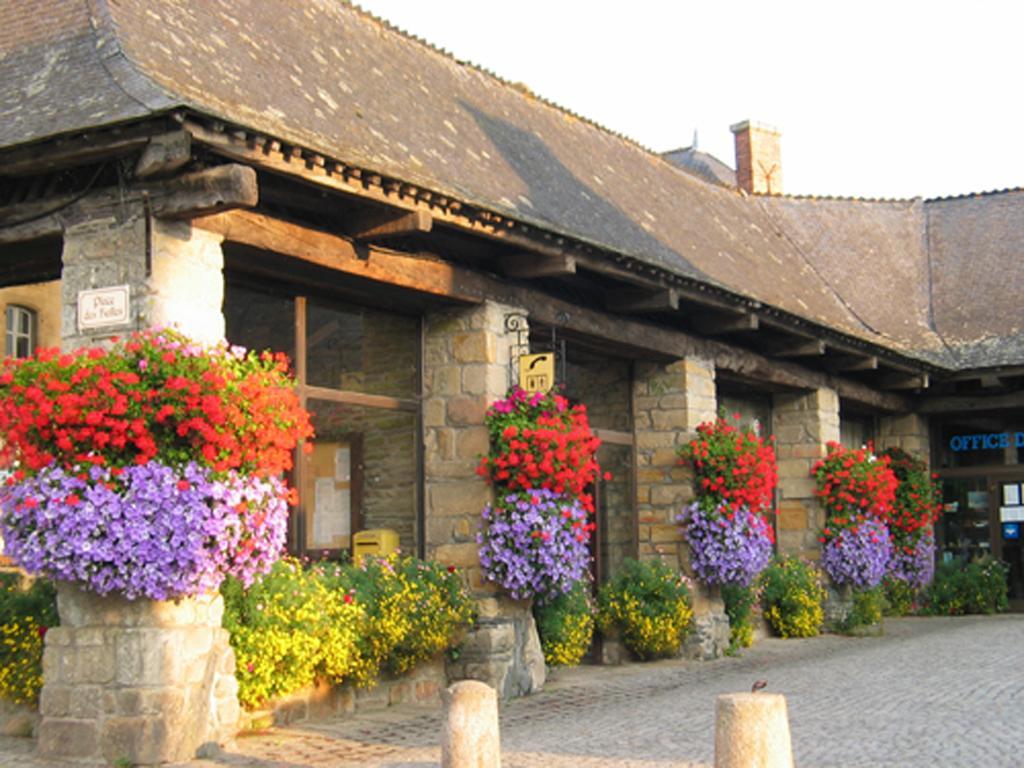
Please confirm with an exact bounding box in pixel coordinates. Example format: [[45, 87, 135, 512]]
[[1002, 484, 1021, 506], [313, 478, 351, 547], [999, 506, 1024, 523], [335, 446, 351, 482]]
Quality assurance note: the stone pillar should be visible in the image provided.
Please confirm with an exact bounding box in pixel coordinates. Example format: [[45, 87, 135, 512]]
[[633, 356, 727, 659], [773, 389, 840, 559], [423, 301, 545, 698], [877, 413, 930, 464], [61, 211, 225, 349], [715, 693, 794, 768], [441, 680, 501, 768], [38, 585, 238, 765]]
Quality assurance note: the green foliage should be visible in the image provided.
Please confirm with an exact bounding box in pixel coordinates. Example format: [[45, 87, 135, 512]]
[[722, 582, 757, 652], [596, 558, 693, 660], [222, 554, 475, 709], [758, 557, 825, 639], [533, 580, 595, 668], [0, 574, 58, 705], [882, 576, 918, 616], [837, 586, 886, 633], [920, 557, 1008, 616]]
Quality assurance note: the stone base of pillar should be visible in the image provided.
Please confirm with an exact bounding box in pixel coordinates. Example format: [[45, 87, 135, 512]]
[[684, 583, 731, 660], [823, 582, 854, 630], [447, 596, 545, 700], [37, 584, 239, 766]]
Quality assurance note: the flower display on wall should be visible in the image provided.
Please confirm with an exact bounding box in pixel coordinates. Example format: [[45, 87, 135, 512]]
[[678, 501, 773, 587], [813, 442, 898, 587], [0, 329, 313, 600], [678, 414, 777, 588], [878, 447, 940, 589], [477, 387, 600, 600]]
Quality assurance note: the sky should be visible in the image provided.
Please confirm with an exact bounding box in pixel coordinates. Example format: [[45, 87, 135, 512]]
[[353, 0, 1024, 200]]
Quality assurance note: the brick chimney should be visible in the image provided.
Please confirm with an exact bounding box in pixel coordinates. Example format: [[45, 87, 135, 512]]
[[730, 120, 782, 195]]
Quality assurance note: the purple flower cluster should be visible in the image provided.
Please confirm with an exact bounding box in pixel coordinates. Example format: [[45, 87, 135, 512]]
[[887, 533, 935, 589], [477, 489, 590, 601], [820, 518, 892, 588], [0, 461, 287, 600], [678, 502, 773, 586]]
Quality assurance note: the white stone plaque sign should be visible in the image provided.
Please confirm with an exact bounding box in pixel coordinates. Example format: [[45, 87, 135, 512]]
[[77, 285, 130, 331]]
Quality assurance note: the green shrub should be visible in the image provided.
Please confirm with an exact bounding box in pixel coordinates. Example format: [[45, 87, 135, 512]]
[[920, 557, 1008, 616], [882, 576, 917, 616], [758, 557, 825, 638], [0, 574, 57, 705], [534, 580, 595, 668], [596, 558, 693, 660], [837, 586, 886, 633], [222, 554, 475, 708], [722, 582, 757, 652]]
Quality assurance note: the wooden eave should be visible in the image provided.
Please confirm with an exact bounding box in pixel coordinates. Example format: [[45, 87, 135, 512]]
[[0, 111, 941, 399]]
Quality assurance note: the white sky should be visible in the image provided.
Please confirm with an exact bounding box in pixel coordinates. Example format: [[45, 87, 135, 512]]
[[354, 0, 1024, 200]]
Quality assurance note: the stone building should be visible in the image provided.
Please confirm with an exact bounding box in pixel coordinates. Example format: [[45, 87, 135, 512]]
[[1, 0, 1022, 699]]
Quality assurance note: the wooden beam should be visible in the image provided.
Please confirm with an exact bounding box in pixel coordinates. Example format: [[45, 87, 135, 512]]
[[770, 338, 827, 358], [194, 209, 487, 304], [502, 252, 577, 278], [149, 164, 258, 220], [824, 354, 878, 372], [350, 209, 432, 241], [918, 390, 1024, 413], [134, 132, 192, 179], [606, 287, 679, 313], [690, 312, 759, 334], [878, 373, 929, 390], [194, 209, 911, 412], [0, 133, 152, 177]]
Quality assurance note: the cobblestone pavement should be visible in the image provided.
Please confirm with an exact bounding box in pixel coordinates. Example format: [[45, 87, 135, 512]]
[[3, 614, 1022, 767]]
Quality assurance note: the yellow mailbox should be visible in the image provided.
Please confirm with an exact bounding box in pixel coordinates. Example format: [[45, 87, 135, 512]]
[[352, 528, 400, 560]]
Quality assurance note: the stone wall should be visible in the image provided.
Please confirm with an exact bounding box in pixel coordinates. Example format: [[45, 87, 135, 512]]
[[38, 586, 238, 765], [61, 212, 224, 348], [633, 356, 728, 659], [773, 389, 840, 559], [422, 301, 545, 698], [878, 413, 930, 463]]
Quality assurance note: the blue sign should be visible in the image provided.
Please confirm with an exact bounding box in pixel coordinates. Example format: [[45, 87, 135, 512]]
[[949, 432, 1024, 452], [1003, 523, 1020, 540]]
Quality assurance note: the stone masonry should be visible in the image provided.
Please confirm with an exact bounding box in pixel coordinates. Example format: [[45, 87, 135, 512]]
[[632, 356, 728, 659], [773, 389, 840, 558], [423, 300, 545, 698], [38, 585, 238, 765], [877, 413, 930, 463], [61, 211, 225, 348]]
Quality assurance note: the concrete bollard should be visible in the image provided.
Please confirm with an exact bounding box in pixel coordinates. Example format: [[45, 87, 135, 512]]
[[441, 680, 501, 768], [715, 692, 794, 768]]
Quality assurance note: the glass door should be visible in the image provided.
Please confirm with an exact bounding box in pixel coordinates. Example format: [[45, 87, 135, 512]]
[[938, 477, 992, 563], [996, 480, 1024, 604]]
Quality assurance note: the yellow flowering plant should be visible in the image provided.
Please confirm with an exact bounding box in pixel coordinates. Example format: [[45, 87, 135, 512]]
[[758, 556, 825, 638], [533, 580, 595, 668], [0, 574, 58, 705], [596, 558, 693, 660]]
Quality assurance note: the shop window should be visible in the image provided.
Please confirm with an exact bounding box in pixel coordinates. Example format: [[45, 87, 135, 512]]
[[719, 394, 772, 438], [4, 305, 36, 359], [840, 410, 876, 451], [224, 279, 421, 557]]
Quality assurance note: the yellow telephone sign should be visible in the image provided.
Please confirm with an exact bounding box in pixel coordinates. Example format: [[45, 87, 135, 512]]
[[519, 353, 555, 393]]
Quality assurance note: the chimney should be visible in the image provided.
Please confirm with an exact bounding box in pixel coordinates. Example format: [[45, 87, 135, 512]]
[[730, 120, 782, 195]]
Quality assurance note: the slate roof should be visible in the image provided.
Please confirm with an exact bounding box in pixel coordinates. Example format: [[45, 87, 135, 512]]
[[662, 147, 737, 189], [0, 0, 1020, 371]]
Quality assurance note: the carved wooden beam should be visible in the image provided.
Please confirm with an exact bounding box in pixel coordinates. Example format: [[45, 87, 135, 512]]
[[502, 252, 577, 278], [134, 132, 192, 179], [350, 209, 432, 241], [606, 287, 679, 312]]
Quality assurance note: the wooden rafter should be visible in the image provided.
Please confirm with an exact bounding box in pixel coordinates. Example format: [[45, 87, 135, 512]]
[[690, 312, 759, 334], [350, 209, 432, 241], [606, 287, 679, 313], [502, 252, 577, 278]]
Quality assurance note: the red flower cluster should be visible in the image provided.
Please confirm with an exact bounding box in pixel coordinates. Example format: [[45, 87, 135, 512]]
[[812, 442, 898, 519], [0, 330, 313, 479], [477, 387, 602, 514], [678, 414, 778, 516], [878, 447, 941, 542]]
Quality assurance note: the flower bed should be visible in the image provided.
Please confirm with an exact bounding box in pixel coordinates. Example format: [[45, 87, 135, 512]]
[[759, 557, 825, 638]]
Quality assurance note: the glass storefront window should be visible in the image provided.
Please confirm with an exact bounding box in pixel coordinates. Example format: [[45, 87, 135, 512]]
[[223, 283, 296, 363]]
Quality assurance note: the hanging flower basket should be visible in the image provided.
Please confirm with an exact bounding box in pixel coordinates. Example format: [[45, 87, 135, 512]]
[[677, 502, 773, 587], [0, 329, 313, 599]]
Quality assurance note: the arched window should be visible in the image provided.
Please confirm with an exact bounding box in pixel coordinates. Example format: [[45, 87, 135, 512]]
[[5, 305, 36, 359]]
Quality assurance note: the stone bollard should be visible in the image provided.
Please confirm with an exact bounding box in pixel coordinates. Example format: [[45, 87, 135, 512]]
[[441, 680, 501, 768], [715, 692, 794, 768]]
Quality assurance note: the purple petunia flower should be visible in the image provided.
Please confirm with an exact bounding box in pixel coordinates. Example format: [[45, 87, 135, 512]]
[[0, 461, 287, 600], [678, 502, 773, 587], [820, 519, 892, 588], [887, 532, 935, 589]]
